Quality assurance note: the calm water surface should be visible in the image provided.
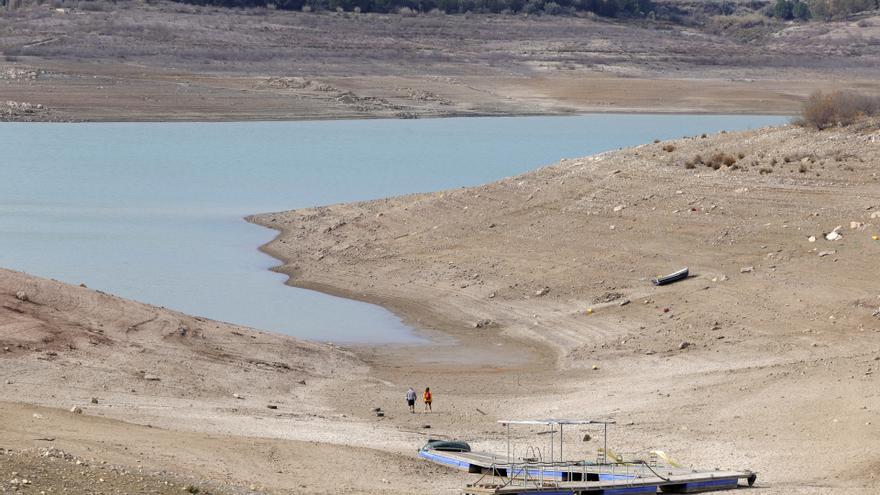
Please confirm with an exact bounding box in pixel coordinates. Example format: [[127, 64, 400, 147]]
[[0, 115, 786, 342]]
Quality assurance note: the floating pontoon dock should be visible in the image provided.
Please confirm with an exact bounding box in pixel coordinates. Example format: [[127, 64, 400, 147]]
[[463, 470, 754, 495], [418, 419, 756, 494]]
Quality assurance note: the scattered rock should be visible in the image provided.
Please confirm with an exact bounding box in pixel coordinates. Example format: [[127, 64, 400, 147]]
[[740, 266, 754, 273], [826, 226, 843, 241], [871, 211, 880, 219], [233, 393, 244, 400], [818, 250, 836, 257], [613, 205, 626, 212], [473, 319, 494, 329], [488, 292, 496, 299], [143, 374, 160, 381], [376, 411, 385, 417], [90, 397, 98, 404], [591, 364, 599, 370], [619, 299, 631, 307], [678, 341, 691, 350], [70, 406, 83, 414], [807, 236, 816, 243], [14, 291, 28, 302], [421, 424, 431, 429], [267, 405, 278, 410], [850, 221, 865, 230], [535, 287, 550, 297], [593, 291, 623, 304]]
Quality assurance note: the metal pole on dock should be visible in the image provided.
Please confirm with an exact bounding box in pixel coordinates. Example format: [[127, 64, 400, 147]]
[[506, 422, 510, 469], [604, 423, 608, 464], [559, 423, 563, 464]]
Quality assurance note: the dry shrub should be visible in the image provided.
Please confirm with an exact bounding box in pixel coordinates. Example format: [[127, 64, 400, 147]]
[[704, 152, 737, 169], [759, 167, 773, 174], [662, 144, 676, 152], [798, 90, 880, 130], [684, 161, 696, 169]]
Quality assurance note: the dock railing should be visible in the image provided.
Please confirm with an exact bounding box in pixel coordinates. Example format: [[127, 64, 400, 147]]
[[471, 458, 657, 491]]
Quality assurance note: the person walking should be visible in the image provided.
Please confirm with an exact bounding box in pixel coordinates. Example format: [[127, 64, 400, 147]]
[[406, 387, 417, 413], [423, 387, 432, 412]]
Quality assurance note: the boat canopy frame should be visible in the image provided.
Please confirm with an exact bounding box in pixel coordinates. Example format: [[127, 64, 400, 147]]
[[497, 418, 616, 466]]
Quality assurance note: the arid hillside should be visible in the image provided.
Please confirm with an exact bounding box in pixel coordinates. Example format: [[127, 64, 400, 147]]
[[2, 2, 880, 120]]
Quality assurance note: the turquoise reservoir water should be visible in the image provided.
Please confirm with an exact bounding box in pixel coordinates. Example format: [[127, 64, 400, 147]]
[[0, 115, 786, 343]]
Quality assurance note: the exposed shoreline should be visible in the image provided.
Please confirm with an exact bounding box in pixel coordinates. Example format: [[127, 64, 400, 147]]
[[246, 120, 880, 493], [3, 103, 796, 124], [5, 121, 880, 493]]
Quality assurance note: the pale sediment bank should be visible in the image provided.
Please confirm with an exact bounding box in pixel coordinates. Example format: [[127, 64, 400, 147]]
[[3, 122, 880, 493], [248, 121, 880, 492]]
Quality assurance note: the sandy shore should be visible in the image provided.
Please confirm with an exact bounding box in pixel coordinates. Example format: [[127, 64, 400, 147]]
[[0, 268, 481, 493], [4, 122, 880, 494], [249, 120, 880, 493], [3, 4, 880, 494], [3, 123, 880, 493]]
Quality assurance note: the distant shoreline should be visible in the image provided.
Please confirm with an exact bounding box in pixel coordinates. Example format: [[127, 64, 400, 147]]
[[2, 106, 795, 124]]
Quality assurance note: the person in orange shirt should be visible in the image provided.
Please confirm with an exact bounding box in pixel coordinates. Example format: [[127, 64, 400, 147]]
[[423, 387, 432, 412]]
